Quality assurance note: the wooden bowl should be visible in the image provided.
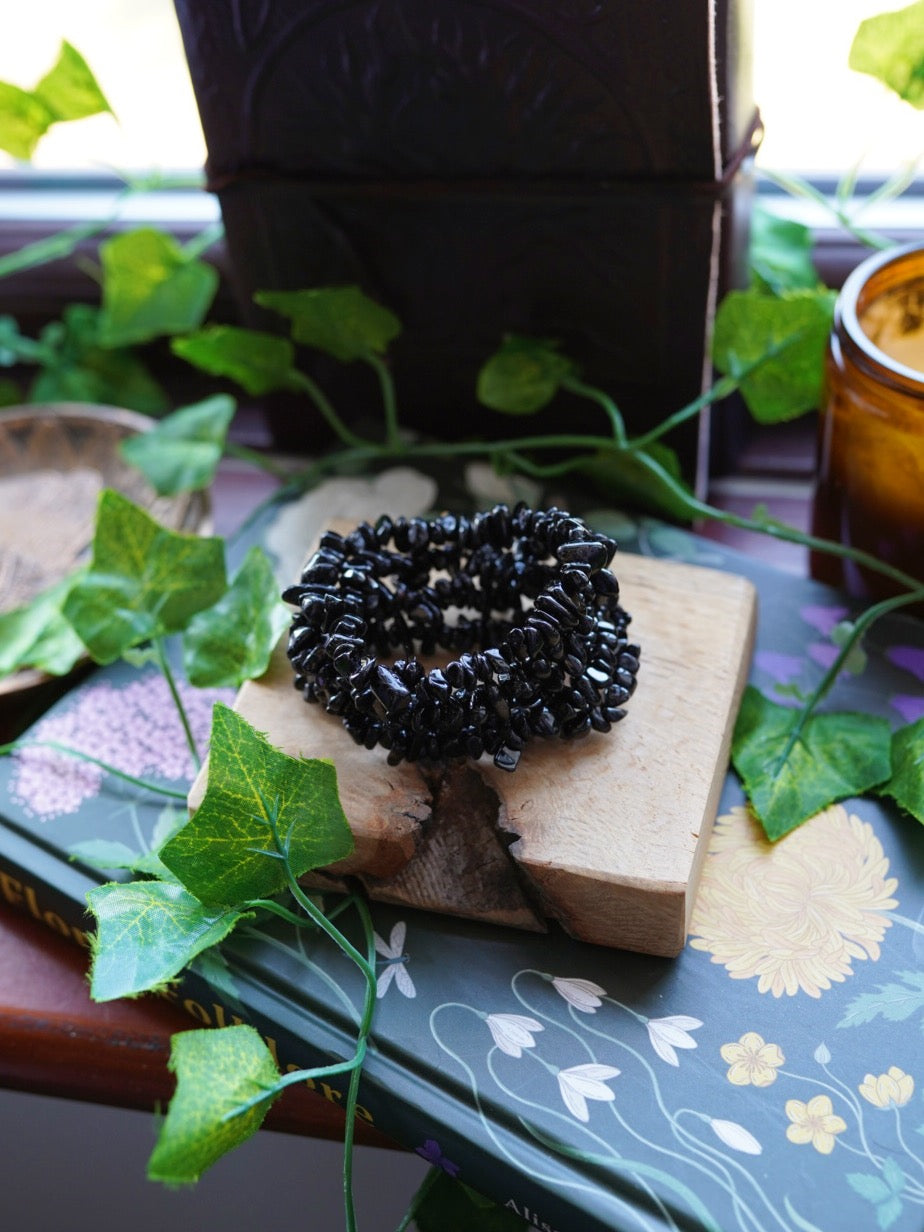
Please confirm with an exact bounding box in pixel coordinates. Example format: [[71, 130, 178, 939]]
[[0, 403, 211, 697]]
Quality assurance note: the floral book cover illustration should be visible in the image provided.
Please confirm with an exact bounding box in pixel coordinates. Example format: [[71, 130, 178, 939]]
[[0, 503, 922, 1232]]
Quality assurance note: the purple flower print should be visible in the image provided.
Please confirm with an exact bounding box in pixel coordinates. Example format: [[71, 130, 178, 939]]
[[414, 1139, 460, 1177], [807, 641, 866, 684], [891, 695, 924, 724], [887, 646, 924, 684], [9, 672, 233, 820], [754, 651, 804, 686], [807, 642, 841, 671], [800, 605, 848, 637]]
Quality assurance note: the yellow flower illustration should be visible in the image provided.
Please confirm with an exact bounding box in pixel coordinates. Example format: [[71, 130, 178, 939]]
[[785, 1095, 847, 1154], [690, 805, 898, 998], [858, 1067, 914, 1108], [721, 1032, 785, 1087]]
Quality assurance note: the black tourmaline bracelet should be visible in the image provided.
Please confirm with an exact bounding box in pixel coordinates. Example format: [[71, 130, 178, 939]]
[[282, 503, 640, 772]]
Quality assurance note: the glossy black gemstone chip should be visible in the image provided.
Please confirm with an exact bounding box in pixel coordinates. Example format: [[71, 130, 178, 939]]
[[283, 503, 640, 772]]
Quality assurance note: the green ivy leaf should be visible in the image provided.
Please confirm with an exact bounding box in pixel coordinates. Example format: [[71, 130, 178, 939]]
[[119, 395, 236, 495], [87, 879, 252, 1001], [183, 546, 290, 688], [69, 821, 183, 880], [0, 83, 53, 160], [0, 315, 35, 366], [415, 1174, 528, 1232], [97, 228, 219, 348], [254, 286, 401, 362], [476, 336, 575, 415], [172, 325, 296, 395], [189, 946, 241, 1006], [0, 42, 111, 161], [712, 288, 836, 422], [32, 41, 113, 123], [0, 314, 49, 366], [131, 806, 190, 880], [749, 207, 820, 295], [159, 703, 354, 907], [850, 0, 924, 108], [774, 681, 810, 703], [731, 686, 893, 840], [68, 839, 143, 871], [151, 805, 189, 852], [579, 442, 698, 522], [0, 574, 86, 678], [877, 718, 924, 824], [148, 1026, 281, 1185], [62, 489, 227, 664], [28, 303, 168, 414]]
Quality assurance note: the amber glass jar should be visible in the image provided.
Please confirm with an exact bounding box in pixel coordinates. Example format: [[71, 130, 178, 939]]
[[811, 242, 924, 601]]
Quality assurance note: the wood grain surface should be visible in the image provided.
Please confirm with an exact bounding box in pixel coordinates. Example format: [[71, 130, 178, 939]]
[[192, 551, 756, 957]]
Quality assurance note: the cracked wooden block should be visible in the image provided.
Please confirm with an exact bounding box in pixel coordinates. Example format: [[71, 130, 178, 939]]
[[190, 551, 756, 957]]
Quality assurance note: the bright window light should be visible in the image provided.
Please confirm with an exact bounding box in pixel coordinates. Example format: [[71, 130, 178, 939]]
[[0, 1, 919, 183], [0, 0, 205, 173], [754, 0, 924, 177]]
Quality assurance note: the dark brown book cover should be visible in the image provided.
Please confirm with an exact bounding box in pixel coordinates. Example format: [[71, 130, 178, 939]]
[[174, 2, 758, 474]]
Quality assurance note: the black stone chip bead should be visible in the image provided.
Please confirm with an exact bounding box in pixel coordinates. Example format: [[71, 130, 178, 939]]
[[283, 503, 640, 771]]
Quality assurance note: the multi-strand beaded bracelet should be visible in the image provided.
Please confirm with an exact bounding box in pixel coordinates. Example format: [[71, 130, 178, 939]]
[[282, 503, 640, 772]]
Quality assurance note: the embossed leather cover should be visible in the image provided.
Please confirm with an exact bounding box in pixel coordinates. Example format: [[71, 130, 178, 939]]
[[175, 1, 758, 470]]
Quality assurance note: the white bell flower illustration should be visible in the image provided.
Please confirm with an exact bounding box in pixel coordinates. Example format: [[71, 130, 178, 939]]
[[551, 976, 606, 1013], [556, 1064, 621, 1122], [485, 1013, 544, 1058], [645, 1015, 703, 1066], [709, 1118, 762, 1155]]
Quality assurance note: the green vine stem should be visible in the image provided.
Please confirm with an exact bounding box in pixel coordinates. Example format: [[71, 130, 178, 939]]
[[627, 374, 738, 453], [262, 799, 378, 1232], [222, 440, 295, 479], [277, 886, 376, 1232], [222, 1056, 366, 1122], [365, 351, 402, 449], [340, 892, 379, 1232], [259, 425, 921, 597], [280, 873, 376, 999], [561, 375, 627, 444], [243, 897, 314, 930], [552, 428, 924, 598], [0, 219, 112, 282], [760, 168, 893, 252], [181, 221, 225, 262], [0, 739, 188, 800], [153, 637, 201, 772], [773, 585, 924, 769], [0, 171, 208, 283], [287, 370, 368, 450]]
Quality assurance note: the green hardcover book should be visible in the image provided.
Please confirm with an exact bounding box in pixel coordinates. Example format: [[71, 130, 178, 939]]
[[1, 507, 922, 1232]]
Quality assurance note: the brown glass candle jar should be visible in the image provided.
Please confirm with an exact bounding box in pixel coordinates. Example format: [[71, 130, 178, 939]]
[[811, 242, 924, 602]]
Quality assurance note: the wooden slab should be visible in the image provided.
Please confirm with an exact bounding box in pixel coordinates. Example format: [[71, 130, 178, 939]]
[[191, 551, 756, 957]]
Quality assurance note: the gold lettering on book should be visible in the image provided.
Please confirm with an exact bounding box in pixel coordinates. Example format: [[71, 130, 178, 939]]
[[0, 871, 378, 1129], [169, 998, 374, 1124], [0, 871, 91, 948], [285, 1063, 374, 1122]]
